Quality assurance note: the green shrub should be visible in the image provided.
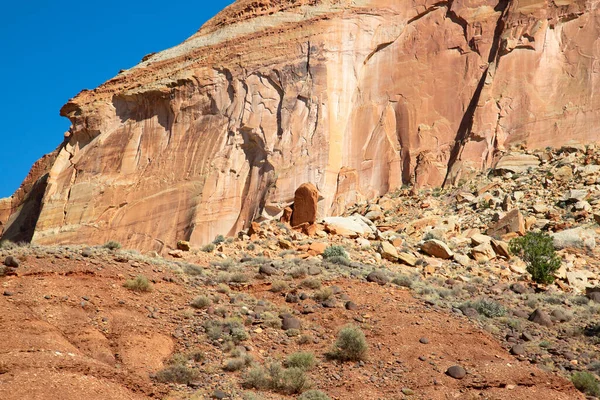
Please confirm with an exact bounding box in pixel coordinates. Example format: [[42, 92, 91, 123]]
[[298, 390, 331, 400], [104, 240, 122, 250], [223, 354, 253, 371], [325, 256, 351, 266], [190, 295, 211, 309], [509, 231, 561, 284], [243, 366, 271, 390], [123, 275, 152, 292], [323, 245, 348, 260], [285, 352, 315, 371], [572, 371, 600, 397], [464, 298, 506, 318], [155, 364, 198, 384], [204, 318, 248, 344], [328, 325, 368, 361], [243, 362, 310, 394], [280, 367, 310, 394], [213, 234, 226, 244], [202, 243, 216, 252]]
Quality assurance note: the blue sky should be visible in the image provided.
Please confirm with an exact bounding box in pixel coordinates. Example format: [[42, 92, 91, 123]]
[[0, 0, 233, 197]]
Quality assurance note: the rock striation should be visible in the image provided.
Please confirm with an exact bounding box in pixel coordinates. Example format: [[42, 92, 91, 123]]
[[2, 0, 600, 250]]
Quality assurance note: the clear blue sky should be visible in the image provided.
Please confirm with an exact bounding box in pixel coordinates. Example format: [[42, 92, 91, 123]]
[[0, 0, 233, 197]]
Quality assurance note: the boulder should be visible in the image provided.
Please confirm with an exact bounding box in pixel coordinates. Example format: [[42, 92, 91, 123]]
[[486, 209, 525, 238], [398, 252, 418, 267], [552, 227, 596, 250], [291, 183, 319, 227], [529, 309, 553, 327], [323, 215, 375, 237], [494, 153, 540, 174], [420, 240, 453, 259], [379, 241, 398, 261], [366, 271, 389, 285], [470, 242, 496, 262]]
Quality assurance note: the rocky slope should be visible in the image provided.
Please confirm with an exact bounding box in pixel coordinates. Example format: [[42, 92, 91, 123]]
[[2, 0, 600, 251]]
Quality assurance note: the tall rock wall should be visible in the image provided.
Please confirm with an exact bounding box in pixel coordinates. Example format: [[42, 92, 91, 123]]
[[2, 0, 599, 251]]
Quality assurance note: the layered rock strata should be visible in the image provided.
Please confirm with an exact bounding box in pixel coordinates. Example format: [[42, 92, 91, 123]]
[[2, 0, 599, 250]]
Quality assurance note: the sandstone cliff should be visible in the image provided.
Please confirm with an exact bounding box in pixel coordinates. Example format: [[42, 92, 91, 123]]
[[2, 0, 599, 251]]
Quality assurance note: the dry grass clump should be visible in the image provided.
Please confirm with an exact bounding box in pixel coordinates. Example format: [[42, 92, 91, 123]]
[[123, 275, 152, 292]]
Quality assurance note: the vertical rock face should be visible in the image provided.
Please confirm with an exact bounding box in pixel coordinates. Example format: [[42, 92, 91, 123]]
[[2, 0, 600, 250]]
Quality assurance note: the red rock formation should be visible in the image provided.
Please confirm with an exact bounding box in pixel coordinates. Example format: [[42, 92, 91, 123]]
[[291, 183, 319, 227], [2, 0, 600, 250]]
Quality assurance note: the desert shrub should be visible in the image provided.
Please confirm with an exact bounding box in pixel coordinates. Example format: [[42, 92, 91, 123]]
[[104, 240, 121, 250], [323, 245, 348, 260], [572, 371, 600, 397], [0, 240, 16, 250], [246, 243, 256, 251], [182, 263, 203, 276], [230, 272, 250, 283], [466, 298, 506, 318], [298, 390, 331, 400], [243, 366, 271, 390], [285, 352, 315, 371], [300, 278, 321, 289], [290, 266, 308, 279], [325, 256, 351, 266], [328, 325, 368, 361], [217, 283, 230, 294], [509, 232, 560, 284], [123, 275, 152, 292], [213, 234, 226, 244], [205, 318, 248, 344], [202, 243, 216, 253], [280, 367, 310, 394], [297, 334, 313, 345], [313, 287, 333, 302], [155, 364, 198, 384], [190, 295, 211, 309], [270, 281, 288, 293], [392, 274, 414, 288], [224, 354, 254, 371], [243, 362, 310, 394]]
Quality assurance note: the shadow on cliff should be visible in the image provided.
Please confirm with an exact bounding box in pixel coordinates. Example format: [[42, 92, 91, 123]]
[[1, 173, 49, 243]]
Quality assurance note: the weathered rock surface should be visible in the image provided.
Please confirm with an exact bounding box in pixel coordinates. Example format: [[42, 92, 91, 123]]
[[291, 183, 319, 227], [4, 0, 600, 250]]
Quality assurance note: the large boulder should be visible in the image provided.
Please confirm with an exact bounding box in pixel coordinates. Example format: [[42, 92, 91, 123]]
[[552, 227, 596, 250], [291, 183, 319, 227], [487, 209, 525, 238], [420, 240, 453, 259]]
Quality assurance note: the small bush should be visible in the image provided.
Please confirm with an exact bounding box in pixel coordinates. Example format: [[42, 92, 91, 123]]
[[509, 232, 561, 284], [325, 256, 351, 266], [182, 263, 203, 276], [572, 371, 600, 397], [155, 364, 198, 384], [298, 390, 331, 400], [328, 325, 368, 361], [285, 352, 315, 371], [202, 243, 216, 253], [213, 234, 226, 244], [463, 298, 506, 318], [104, 240, 122, 250], [223, 354, 253, 371], [270, 281, 288, 293], [123, 275, 152, 292], [190, 295, 211, 309], [313, 287, 333, 302], [246, 243, 256, 251], [290, 266, 308, 279], [280, 367, 310, 394], [392, 275, 414, 288], [300, 278, 322, 289], [243, 366, 271, 390], [323, 245, 348, 260]]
